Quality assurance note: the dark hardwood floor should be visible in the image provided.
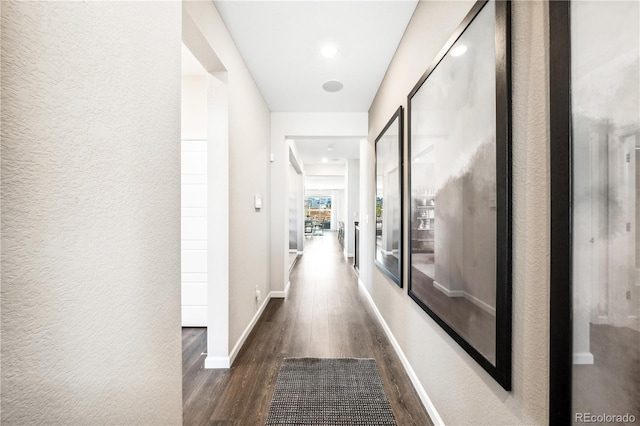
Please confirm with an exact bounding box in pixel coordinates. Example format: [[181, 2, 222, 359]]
[[573, 324, 640, 424], [183, 232, 432, 425]]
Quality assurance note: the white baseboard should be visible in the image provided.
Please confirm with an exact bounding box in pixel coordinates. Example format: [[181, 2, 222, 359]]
[[204, 356, 230, 369], [271, 281, 289, 298], [208, 286, 290, 369], [433, 281, 496, 316], [463, 292, 496, 316], [227, 290, 272, 367], [433, 280, 464, 297], [357, 278, 444, 426], [573, 352, 594, 365]]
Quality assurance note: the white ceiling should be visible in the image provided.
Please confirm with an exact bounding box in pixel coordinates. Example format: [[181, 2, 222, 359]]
[[213, 0, 418, 112], [294, 137, 361, 166]]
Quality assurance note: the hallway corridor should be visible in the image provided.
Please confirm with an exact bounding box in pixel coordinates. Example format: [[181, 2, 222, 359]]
[[182, 233, 432, 425]]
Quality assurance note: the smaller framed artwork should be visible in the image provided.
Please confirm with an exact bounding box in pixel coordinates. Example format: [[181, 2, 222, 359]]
[[374, 106, 403, 287], [407, 0, 512, 390]]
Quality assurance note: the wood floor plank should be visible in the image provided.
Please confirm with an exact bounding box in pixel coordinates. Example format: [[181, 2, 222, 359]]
[[182, 232, 432, 426]]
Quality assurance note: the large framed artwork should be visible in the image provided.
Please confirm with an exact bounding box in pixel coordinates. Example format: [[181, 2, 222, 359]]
[[374, 106, 403, 287], [407, 0, 512, 389], [549, 1, 640, 423]]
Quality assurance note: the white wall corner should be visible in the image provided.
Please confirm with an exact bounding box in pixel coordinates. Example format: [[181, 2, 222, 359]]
[[224, 291, 273, 367], [357, 278, 445, 426]]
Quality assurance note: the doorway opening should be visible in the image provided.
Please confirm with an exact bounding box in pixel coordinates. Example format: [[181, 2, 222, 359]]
[[292, 137, 361, 260], [182, 4, 231, 369]]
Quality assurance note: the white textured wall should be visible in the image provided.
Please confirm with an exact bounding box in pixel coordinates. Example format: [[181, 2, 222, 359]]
[[365, 1, 550, 424], [183, 1, 271, 349], [1, 2, 182, 424]]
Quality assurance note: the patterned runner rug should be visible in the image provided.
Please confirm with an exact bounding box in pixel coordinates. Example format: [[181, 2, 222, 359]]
[[265, 357, 397, 426]]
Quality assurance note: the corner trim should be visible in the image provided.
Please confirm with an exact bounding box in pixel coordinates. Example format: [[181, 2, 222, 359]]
[[357, 278, 445, 426], [204, 356, 230, 369], [271, 281, 289, 298]]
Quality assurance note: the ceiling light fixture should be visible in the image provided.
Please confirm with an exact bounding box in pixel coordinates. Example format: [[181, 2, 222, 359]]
[[322, 80, 343, 93], [322, 157, 328, 163], [321, 44, 338, 59], [450, 44, 468, 57]]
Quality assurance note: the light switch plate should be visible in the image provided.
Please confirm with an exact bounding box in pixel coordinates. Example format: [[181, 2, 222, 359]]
[[254, 195, 263, 210]]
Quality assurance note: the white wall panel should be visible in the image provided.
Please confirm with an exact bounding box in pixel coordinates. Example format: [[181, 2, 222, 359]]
[[182, 216, 208, 240], [182, 183, 207, 207], [181, 127, 208, 326], [182, 283, 208, 305], [182, 272, 208, 283], [182, 306, 208, 327], [182, 250, 207, 273], [182, 151, 208, 175]]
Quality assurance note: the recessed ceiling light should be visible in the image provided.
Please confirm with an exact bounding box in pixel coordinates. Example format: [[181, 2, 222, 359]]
[[322, 80, 343, 93], [450, 44, 468, 57], [322, 157, 328, 163], [321, 44, 338, 58], [415, 157, 420, 162]]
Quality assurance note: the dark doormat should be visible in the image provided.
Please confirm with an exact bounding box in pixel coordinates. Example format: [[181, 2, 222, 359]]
[[265, 357, 398, 426]]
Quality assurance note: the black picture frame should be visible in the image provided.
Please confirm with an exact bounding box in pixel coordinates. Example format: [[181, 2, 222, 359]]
[[374, 106, 404, 287], [406, 0, 512, 390], [549, 1, 573, 423]]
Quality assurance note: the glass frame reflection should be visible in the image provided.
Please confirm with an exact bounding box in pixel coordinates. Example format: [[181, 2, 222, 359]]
[[407, 0, 512, 390], [374, 106, 403, 287]]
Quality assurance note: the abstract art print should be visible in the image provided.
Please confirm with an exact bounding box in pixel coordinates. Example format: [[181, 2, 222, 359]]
[[407, 0, 512, 389]]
